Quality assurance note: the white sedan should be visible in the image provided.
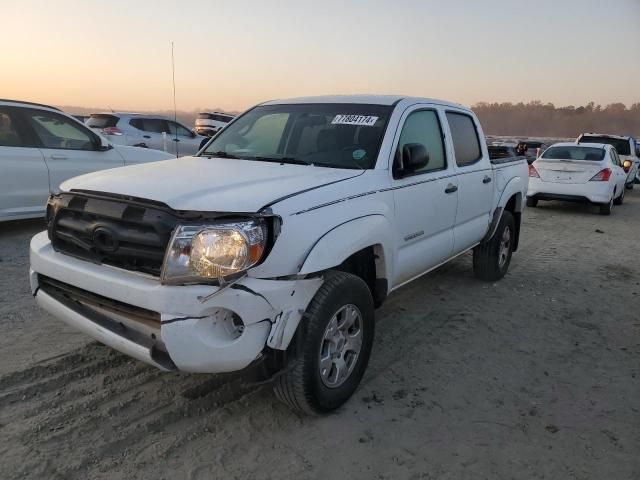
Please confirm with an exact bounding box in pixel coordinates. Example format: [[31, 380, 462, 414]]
[[526, 142, 628, 215], [0, 99, 175, 222]]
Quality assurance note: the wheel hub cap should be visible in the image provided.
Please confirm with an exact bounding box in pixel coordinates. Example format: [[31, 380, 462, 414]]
[[499, 226, 511, 268], [319, 304, 363, 388]]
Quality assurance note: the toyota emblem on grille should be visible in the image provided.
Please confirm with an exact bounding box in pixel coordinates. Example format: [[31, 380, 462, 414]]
[[92, 226, 119, 253]]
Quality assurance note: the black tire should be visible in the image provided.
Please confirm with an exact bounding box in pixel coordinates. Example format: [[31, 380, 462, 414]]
[[614, 187, 625, 205], [599, 196, 613, 215], [625, 182, 634, 190], [526, 197, 538, 208], [473, 211, 515, 282], [273, 271, 375, 414]]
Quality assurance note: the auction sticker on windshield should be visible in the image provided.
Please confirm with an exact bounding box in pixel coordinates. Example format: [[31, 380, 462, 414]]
[[331, 115, 378, 126]]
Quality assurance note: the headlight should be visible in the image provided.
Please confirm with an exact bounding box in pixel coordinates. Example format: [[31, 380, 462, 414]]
[[161, 219, 267, 284]]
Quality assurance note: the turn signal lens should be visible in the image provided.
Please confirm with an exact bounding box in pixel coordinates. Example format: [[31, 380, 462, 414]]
[[589, 168, 612, 182], [528, 164, 540, 178]]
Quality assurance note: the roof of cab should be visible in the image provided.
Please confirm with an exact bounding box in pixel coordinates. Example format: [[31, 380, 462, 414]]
[[261, 94, 466, 109], [0, 99, 61, 111]]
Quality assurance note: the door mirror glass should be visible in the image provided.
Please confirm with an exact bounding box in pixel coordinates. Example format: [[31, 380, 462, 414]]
[[402, 143, 429, 173]]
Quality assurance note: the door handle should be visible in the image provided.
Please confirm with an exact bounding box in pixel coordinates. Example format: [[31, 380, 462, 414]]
[[172, 138, 180, 142], [444, 184, 458, 194], [143, 135, 151, 139], [483, 176, 492, 184], [50, 154, 68, 160]]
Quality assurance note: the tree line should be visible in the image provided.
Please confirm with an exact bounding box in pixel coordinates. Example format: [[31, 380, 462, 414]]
[[472, 101, 640, 138]]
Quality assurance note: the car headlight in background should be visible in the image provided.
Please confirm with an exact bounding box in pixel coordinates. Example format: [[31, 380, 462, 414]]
[[161, 219, 267, 284]]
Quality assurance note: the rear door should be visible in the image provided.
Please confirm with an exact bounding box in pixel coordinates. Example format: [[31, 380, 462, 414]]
[[391, 106, 457, 286], [20, 108, 125, 193], [129, 118, 170, 152], [0, 107, 49, 219], [445, 110, 493, 254]]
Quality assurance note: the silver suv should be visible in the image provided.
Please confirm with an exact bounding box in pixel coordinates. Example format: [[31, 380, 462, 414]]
[[194, 112, 234, 137], [86, 113, 207, 157]]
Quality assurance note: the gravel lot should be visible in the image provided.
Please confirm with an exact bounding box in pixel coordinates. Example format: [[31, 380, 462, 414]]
[[1, 192, 639, 479]]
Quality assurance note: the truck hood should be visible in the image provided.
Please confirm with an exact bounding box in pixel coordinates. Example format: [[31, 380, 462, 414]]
[[60, 156, 362, 212]]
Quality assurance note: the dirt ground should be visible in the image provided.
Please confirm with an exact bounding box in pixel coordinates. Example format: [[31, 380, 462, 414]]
[[1, 192, 639, 480]]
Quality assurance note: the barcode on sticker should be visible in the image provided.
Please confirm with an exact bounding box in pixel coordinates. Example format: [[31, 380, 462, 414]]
[[331, 115, 379, 126]]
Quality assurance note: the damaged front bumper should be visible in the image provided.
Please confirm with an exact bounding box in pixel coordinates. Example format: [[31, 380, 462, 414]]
[[29, 231, 322, 373]]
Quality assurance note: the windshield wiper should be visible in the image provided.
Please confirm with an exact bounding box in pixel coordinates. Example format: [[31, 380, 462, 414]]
[[248, 156, 312, 166], [201, 150, 240, 159]]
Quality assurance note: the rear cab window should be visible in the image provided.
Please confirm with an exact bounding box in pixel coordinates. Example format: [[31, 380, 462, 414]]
[[446, 112, 482, 166]]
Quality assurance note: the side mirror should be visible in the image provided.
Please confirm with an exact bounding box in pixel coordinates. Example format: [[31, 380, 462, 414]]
[[401, 143, 429, 174], [623, 159, 632, 173], [95, 134, 112, 151]]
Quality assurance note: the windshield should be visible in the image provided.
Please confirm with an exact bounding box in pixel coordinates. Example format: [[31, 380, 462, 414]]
[[542, 146, 605, 161], [200, 103, 392, 169], [579, 136, 630, 155]]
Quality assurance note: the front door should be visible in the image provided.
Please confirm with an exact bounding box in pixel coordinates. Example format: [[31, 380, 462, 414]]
[[391, 107, 458, 287], [20, 108, 125, 193], [0, 108, 49, 219], [166, 120, 199, 156]]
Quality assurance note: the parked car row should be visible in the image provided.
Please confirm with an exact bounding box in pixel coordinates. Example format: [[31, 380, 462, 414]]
[[86, 112, 207, 157], [0, 99, 174, 221]]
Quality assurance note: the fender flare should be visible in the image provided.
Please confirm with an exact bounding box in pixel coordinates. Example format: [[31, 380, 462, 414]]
[[298, 214, 393, 278], [482, 176, 524, 244]]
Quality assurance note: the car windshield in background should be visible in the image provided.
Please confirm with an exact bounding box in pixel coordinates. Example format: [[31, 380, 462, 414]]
[[542, 146, 605, 161], [200, 103, 391, 169], [580, 136, 630, 155]]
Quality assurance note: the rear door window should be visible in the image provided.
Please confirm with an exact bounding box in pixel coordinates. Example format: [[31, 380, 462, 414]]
[[131, 118, 168, 133], [446, 112, 482, 166]]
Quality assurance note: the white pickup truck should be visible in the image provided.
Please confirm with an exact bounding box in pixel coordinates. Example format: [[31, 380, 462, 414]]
[[30, 95, 528, 414]]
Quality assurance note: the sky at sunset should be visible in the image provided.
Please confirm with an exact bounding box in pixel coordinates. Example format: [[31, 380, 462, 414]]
[[3, 0, 640, 113]]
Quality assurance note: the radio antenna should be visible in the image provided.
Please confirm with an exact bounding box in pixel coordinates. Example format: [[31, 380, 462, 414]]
[[171, 41, 179, 156]]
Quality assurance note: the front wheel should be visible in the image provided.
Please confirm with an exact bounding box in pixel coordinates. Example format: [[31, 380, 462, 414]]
[[526, 197, 538, 208], [273, 271, 375, 414], [625, 182, 634, 190], [473, 211, 515, 282]]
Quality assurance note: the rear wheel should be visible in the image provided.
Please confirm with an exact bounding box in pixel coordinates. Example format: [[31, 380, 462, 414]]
[[614, 187, 625, 205], [473, 211, 515, 282], [526, 197, 538, 208], [599, 195, 613, 215], [273, 271, 375, 414]]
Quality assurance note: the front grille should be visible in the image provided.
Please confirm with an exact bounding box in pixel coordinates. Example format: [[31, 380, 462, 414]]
[[48, 192, 179, 276]]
